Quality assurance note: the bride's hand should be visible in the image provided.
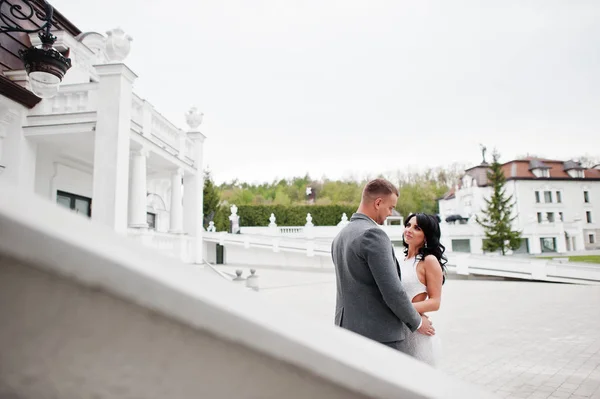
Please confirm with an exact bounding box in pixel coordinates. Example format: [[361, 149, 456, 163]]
[[417, 315, 435, 336]]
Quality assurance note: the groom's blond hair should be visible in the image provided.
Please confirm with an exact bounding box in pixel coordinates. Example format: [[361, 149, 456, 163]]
[[362, 178, 399, 202]]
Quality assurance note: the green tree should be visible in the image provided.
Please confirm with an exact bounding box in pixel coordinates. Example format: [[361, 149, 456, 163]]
[[273, 190, 292, 205], [203, 171, 221, 228], [229, 188, 254, 205], [476, 151, 522, 255]]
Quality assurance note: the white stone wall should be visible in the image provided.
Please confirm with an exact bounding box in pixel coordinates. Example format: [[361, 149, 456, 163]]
[[514, 180, 599, 226], [0, 97, 34, 190], [34, 149, 93, 204], [0, 256, 367, 399], [31, 146, 180, 231]]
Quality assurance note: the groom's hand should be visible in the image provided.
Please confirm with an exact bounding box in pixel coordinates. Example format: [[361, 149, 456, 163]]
[[417, 315, 435, 336]]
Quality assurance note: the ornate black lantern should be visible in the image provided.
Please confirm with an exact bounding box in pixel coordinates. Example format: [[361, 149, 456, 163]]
[[0, 0, 72, 98]]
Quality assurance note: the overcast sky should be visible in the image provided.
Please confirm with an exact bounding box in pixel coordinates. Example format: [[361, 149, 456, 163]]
[[52, 0, 600, 184]]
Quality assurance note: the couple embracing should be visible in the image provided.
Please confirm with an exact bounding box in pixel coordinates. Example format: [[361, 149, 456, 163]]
[[332, 178, 447, 366]]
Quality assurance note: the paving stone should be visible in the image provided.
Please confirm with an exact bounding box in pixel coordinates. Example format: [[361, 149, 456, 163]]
[[232, 266, 600, 398]]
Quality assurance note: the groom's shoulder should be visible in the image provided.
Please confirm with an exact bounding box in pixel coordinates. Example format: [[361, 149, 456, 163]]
[[361, 225, 390, 244]]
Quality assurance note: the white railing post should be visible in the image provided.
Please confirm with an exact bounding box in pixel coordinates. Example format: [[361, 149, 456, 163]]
[[141, 100, 153, 138], [531, 261, 548, 280], [177, 130, 186, 160], [268, 213, 278, 235], [305, 213, 315, 239]]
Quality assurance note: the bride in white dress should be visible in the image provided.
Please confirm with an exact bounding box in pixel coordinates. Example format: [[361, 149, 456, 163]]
[[398, 213, 447, 367]]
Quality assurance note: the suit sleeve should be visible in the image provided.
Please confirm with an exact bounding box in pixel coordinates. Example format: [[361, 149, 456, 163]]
[[361, 227, 422, 332]]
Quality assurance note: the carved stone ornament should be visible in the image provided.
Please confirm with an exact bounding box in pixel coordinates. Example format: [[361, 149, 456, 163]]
[[105, 28, 132, 62], [185, 107, 204, 130]]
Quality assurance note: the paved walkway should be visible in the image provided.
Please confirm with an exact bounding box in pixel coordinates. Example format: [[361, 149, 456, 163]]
[[216, 266, 600, 398]]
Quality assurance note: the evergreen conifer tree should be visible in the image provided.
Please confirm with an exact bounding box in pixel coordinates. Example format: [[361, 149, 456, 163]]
[[203, 171, 220, 228], [476, 151, 522, 255]]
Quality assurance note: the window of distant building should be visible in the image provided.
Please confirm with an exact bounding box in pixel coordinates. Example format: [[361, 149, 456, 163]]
[[540, 237, 557, 252], [56, 191, 91, 217], [147, 212, 157, 229]]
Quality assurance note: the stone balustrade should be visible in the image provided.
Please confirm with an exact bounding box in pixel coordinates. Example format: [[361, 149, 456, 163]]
[[127, 228, 193, 263], [29, 82, 99, 115], [130, 94, 195, 163]]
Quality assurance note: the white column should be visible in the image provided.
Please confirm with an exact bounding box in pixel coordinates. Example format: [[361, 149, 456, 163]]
[[529, 234, 542, 254], [0, 106, 10, 167], [170, 168, 184, 233], [128, 149, 149, 228], [0, 105, 36, 189], [92, 64, 137, 233], [183, 133, 206, 264], [182, 107, 206, 264]]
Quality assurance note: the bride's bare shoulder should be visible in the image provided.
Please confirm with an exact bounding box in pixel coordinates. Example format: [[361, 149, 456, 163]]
[[422, 255, 442, 272]]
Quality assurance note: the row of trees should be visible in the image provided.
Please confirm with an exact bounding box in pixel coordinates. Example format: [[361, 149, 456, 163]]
[[204, 168, 461, 231], [214, 164, 467, 215]]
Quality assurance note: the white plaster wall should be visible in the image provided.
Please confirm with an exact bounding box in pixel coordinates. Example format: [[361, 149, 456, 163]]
[[583, 228, 600, 250], [33, 147, 55, 199], [204, 241, 217, 263], [438, 197, 457, 220], [0, 98, 36, 190], [36, 149, 93, 202], [505, 180, 599, 229], [34, 150, 93, 203], [0, 256, 367, 399]]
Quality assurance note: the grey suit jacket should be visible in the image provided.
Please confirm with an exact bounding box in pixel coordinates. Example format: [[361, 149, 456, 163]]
[[332, 213, 421, 343]]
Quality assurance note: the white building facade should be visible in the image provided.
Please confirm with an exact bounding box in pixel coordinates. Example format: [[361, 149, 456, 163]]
[[438, 159, 600, 255], [0, 28, 206, 264]]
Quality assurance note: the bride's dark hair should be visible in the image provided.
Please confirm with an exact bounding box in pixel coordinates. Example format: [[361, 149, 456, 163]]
[[403, 213, 448, 284]]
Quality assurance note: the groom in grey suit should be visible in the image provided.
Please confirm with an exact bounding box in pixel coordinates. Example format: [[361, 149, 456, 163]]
[[332, 178, 434, 350]]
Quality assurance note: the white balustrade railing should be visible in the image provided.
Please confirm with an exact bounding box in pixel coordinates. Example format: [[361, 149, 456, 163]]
[[204, 231, 333, 256], [130, 94, 196, 165], [204, 232, 600, 284], [446, 253, 600, 284], [150, 111, 180, 149], [128, 229, 193, 263], [25, 81, 196, 167], [131, 93, 144, 125], [184, 138, 195, 160], [240, 224, 405, 240], [279, 227, 304, 234], [30, 83, 98, 115]]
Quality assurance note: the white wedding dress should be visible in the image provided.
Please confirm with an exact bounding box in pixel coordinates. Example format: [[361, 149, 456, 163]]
[[399, 256, 442, 367]]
